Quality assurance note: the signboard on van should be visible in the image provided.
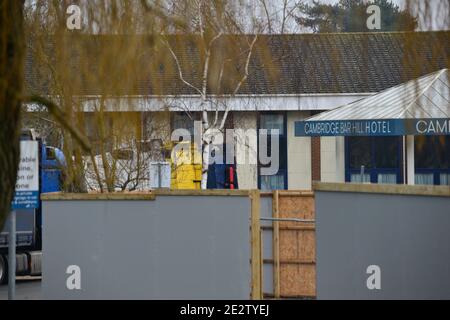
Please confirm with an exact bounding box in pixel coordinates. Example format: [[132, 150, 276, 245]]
[[12, 141, 40, 210]]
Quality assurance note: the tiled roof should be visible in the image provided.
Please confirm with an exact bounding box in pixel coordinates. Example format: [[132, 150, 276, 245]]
[[25, 31, 450, 96]]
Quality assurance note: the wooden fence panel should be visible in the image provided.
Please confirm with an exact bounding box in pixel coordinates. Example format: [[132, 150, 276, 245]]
[[267, 191, 316, 299]]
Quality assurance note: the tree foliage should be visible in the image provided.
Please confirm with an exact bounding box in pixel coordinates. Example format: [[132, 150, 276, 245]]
[[296, 0, 418, 33]]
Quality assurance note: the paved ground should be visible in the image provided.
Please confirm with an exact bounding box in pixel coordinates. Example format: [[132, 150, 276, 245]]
[[0, 277, 42, 300]]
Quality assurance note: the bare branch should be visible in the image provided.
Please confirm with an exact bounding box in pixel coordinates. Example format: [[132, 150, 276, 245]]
[[201, 32, 224, 131], [259, 0, 273, 33], [202, 32, 223, 96], [219, 35, 258, 130], [140, 0, 189, 30], [162, 39, 203, 96], [281, 0, 288, 34], [198, 0, 205, 39], [25, 95, 91, 152], [233, 35, 258, 96]]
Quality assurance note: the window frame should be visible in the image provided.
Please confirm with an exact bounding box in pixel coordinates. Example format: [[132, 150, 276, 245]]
[[415, 135, 450, 185], [257, 112, 288, 190], [345, 136, 403, 184]]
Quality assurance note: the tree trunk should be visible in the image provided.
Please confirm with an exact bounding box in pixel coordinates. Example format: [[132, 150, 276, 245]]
[[0, 1, 25, 230], [201, 141, 210, 189]]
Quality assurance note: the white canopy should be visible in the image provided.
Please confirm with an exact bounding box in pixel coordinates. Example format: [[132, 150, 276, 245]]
[[307, 69, 450, 121]]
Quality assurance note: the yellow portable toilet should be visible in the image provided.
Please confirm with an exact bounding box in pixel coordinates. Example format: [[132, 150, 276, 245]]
[[165, 141, 202, 189]]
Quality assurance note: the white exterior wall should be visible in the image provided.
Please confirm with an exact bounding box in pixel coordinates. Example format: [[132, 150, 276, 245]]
[[80, 94, 371, 112], [233, 112, 258, 189], [287, 111, 312, 190], [320, 136, 345, 183]]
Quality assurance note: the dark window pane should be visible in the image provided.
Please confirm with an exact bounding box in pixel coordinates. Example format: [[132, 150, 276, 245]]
[[260, 114, 284, 133], [416, 136, 450, 169], [173, 112, 195, 136], [349, 136, 372, 169], [375, 137, 399, 168], [446, 136, 450, 168], [46, 147, 56, 160]]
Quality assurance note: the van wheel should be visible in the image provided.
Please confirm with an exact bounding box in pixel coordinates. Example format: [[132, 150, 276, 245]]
[[0, 255, 7, 285]]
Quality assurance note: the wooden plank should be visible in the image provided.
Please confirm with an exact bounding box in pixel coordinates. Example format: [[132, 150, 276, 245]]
[[277, 193, 316, 298], [261, 225, 316, 231], [42, 189, 251, 201], [260, 226, 264, 300], [41, 192, 156, 201], [278, 190, 315, 197], [272, 190, 281, 299], [279, 195, 315, 222], [264, 293, 316, 299], [260, 192, 274, 197], [154, 189, 251, 197], [250, 190, 262, 300], [281, 264, 316, 297], [264, 259, 315, 265]]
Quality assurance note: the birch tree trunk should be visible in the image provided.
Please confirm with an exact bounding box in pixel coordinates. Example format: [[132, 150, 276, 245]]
[[201, 142, 210, 189]]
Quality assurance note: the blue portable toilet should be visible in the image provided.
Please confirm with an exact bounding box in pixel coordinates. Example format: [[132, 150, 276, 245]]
[[206, 144, 239, 189], [207, 163, 238, 189], [41, 145, 65, 193]]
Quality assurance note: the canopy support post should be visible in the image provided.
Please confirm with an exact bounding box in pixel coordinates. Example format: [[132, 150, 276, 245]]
[[402, 136, 406, 184], [406, 135, 415, 185]]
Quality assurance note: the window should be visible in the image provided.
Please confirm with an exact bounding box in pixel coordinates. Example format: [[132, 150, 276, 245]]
[[346, 136, 402, 184], [415, 136, 450, 185], [415, 136, 450, 169], [258, 113, 287, 190], [84, 113, 113, 155], [349, 137, 372, 169], [375, 137, 399, 169], [440, 173, 450, 186], [172, 112, 198, 137], [46, 147, 57, 161], [260, 114, 284, 132], [260, 175, 285, 190]]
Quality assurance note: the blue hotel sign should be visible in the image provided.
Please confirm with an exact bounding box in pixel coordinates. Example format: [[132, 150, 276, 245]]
[[295, 118, 450, 137]]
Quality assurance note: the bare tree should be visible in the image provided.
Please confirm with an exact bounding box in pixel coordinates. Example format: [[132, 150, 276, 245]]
[[148, 0, 261, 188], [83, 111, 170, 191], [0, 1, 91, 230], [256, 0, 303, 34], [0, 0, 189, 229], [24, 1, 175, 193], [0, 1, 25, 230], [21, 105, 63, 148]]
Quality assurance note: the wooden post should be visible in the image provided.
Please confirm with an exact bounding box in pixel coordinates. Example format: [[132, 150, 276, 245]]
[[260, 222, 263, 299], [273, 190, 281, 299], [250, 190, 262, 300]]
